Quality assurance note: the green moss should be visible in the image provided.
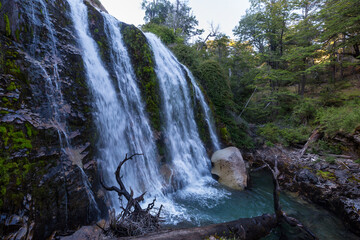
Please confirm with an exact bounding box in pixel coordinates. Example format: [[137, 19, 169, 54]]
[[5, 59, 21, 75], [220, 127, 230, 143], [0, 110, 9, 115], [15, 28, 20, 41], [4, 14, 11, 37], [120, 23, 161, 131], [348, 175, 360, 183], [0, 124, 32, 150], [6, 82, 17, 91], [316, 170, 336, 180], [25, 123, 32, 137], [0, 126, 6, 135], [0, 155, 32, 209], [0, 122, 43, 208]]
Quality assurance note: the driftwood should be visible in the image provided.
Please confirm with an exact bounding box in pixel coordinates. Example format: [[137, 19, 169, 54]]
[[299, 127, 321, 159], [100, 153, 163, 237], [120, 214, 277, 240]]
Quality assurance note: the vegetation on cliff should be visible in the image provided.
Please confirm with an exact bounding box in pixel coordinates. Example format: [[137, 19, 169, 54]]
[[141, 0, 360, 154]]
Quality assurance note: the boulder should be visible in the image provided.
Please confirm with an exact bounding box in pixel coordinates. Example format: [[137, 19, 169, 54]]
[[211, 147, 248, 190]]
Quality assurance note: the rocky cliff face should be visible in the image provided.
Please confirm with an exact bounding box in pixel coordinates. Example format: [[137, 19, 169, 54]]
[[0, 0, 113, 238], [0, 0, 220, 238]]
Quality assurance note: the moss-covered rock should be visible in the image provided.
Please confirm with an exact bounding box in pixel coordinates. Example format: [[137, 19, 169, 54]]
[[0, 0, 104, 238], [120, 23, 162, 131], [196, 60, 253, 149]]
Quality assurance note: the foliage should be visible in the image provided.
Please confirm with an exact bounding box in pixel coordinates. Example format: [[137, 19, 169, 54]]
[[170, 43, 199, 70], [325, 155, 336, 164], [291, 98, 318, 124], [315, 100, 360, 137], [195, 60, 253, 148], [318, 0, 360, 58], [310, 139, 342, 155], [141, 0, 203, 41], [141, 0, 172, 24], [196, 60, 233, 110], [142, 22, 181, 44], [257, 123, 310, 147], [120, 23, 161, 131]]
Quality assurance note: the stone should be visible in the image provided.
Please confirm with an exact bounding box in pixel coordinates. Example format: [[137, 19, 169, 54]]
[[211, 147, 248, 190], [296, 169, 318, 184]]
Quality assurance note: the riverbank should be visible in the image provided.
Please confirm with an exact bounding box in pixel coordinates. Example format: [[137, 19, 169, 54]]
[[245, 145, 360, 236]]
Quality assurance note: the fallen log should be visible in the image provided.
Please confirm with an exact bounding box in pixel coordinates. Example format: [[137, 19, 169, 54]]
[[299, 127, 321, 159], [120, 214, 277, 240], [318, 153, 352, 159]]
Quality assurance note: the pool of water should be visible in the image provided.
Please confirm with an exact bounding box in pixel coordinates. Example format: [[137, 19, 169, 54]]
[[158, 170, 358, 240]]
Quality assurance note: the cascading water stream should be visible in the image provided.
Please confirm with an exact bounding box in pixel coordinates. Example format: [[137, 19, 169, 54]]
[[67, 0, 166, 211], [183, 68, 220, 151], [100, 13, 165, 200], [145, 33, 228, 224], [25, 0, 99, 221], [145, 33, 214, 188]]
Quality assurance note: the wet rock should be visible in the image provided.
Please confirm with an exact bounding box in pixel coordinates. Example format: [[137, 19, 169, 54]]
[[4, 215, 23, 233], [0, 0, 107, 237], [59, 223, 106, 240], [296, 169, 318, 184], [211, 147, 248, 190]]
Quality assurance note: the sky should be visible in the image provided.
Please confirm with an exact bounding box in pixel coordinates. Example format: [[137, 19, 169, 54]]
[[99, 0, 250, 39]]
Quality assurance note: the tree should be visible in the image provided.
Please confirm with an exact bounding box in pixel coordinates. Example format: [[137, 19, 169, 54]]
[[283, 0, 321, 95], [141, 0, 172, 24], [234, 0, 292, 92], [233, 11, 266, 53], [318, 0, 360, 58], [141, 0, 203, 41], [317, 0, 360, 81], [165, 0, 203, 39]]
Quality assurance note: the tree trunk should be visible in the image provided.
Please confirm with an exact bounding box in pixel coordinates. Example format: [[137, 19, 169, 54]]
[[120, 214, 277, 240], [300, 73, 306, 96]]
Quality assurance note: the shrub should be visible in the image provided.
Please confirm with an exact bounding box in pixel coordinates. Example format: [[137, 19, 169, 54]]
[[257, 123, 309, 147], [292, 98, 317, 124], [315, 101, 360, 137], [325, 156, 336, 164], [142, 23, 183, 45]]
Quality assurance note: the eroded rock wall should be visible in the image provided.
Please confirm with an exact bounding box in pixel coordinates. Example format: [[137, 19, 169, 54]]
[[0, 0, 110, 238]]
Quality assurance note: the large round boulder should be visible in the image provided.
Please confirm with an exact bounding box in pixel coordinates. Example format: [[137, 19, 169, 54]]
[[211, 147, 248, 190]]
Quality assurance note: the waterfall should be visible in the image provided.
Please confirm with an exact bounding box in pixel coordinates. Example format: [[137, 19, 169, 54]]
[[67, 0, 166, 211], [26, 0, 100, 220], [183, 68, 220, 151], [145, 33, 228, 224], [145, 33, 217, 188], [68, 0, 224, 224], [100, 13, 166, 200]]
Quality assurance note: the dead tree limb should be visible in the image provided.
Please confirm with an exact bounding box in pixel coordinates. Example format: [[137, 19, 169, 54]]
[[100, 153, 143, 212], [197, 22, 219, 51], [99, 153, 163, 237], [299, 127, 321, 159], [120, 214, 277, 240], [262, 157, 318, 239]]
